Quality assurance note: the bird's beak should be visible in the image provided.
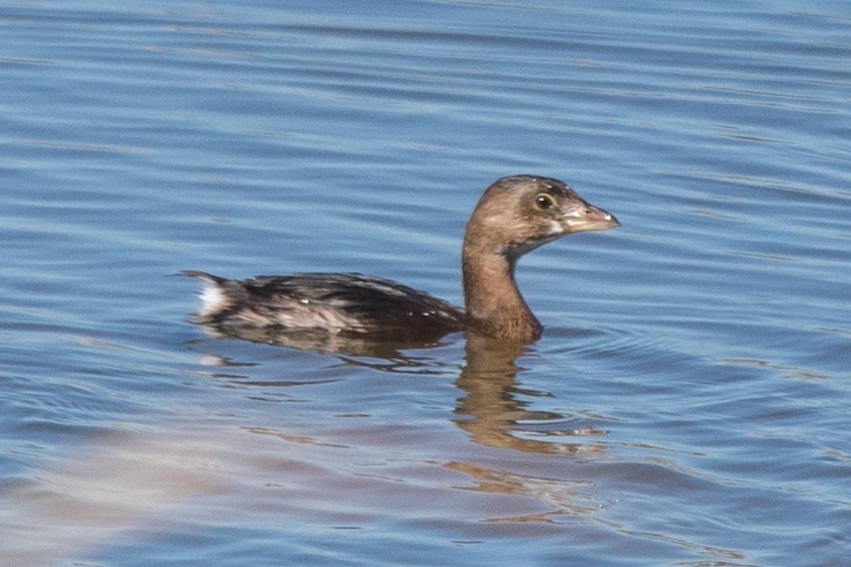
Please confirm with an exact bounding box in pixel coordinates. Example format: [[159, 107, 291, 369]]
[[561, 201, 620, 233]]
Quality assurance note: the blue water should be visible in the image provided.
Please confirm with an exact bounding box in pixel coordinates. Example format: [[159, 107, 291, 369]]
[[2, 1, 850, 565]]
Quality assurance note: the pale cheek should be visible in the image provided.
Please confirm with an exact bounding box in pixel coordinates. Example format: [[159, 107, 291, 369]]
[[549, 220, 565, 235]]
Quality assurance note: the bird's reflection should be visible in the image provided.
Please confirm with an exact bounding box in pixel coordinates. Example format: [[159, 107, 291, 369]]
[[193, 320, 606, 454], [191, 319, 454, 359], [454, 333, 605, 454], [0, 327, 609, 565]]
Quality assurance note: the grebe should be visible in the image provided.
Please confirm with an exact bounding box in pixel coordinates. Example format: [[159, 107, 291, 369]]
[[185, 175, 618, 344]]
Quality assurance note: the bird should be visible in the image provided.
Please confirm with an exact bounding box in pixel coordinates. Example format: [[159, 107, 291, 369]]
[[185, 175, 618, 345]]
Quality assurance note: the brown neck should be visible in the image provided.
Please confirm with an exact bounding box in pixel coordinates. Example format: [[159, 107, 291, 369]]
[[462, 243, 542, 342]]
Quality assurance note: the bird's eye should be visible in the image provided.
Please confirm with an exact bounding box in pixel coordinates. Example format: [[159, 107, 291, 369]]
[[534, 193, 557, 210]]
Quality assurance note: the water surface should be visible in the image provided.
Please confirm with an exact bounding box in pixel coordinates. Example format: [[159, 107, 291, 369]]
[[1, 1, 850, 565]]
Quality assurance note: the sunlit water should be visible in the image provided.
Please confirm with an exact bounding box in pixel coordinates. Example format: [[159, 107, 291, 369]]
[[2, 1, 850, 565]]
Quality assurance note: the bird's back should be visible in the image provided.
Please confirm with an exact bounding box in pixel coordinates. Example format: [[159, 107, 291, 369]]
[[184, 271, 465, 341]]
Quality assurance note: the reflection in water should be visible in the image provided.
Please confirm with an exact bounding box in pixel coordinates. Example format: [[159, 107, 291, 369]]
[[0, 334, 609, 565], [196, 324, 608, 454], [192, 316, 456, 359], [454, 333, 606, 455], [444, 461, 597, 523], [0, 431, 230, 566]]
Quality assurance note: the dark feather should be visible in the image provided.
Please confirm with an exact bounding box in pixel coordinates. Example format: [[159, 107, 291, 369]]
[[185, 271, 465, 341]]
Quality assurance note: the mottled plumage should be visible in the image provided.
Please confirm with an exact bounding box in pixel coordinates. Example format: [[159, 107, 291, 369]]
[[183, 271, 465, 341]]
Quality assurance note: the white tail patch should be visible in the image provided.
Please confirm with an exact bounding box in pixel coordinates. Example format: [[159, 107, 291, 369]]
[[197, 281, 227, 317]]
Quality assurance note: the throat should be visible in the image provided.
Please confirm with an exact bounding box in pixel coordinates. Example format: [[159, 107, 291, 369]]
[[462, 252, 542, 341]]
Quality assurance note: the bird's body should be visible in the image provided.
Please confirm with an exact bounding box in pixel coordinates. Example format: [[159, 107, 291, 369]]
[[184, 271, 465, 341]]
